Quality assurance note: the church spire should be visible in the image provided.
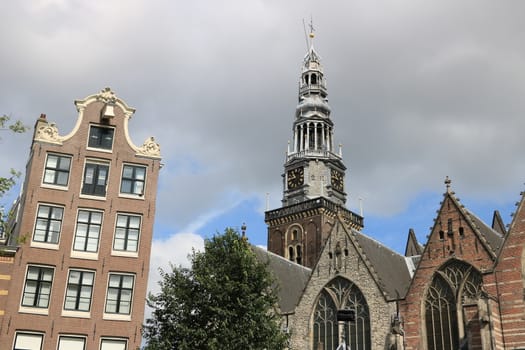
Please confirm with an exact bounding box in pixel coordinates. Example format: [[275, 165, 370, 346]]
[[283, 28, 346, 206]]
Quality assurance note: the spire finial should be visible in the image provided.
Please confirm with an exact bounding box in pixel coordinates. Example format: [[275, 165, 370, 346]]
[[445, 176, 452, 192]]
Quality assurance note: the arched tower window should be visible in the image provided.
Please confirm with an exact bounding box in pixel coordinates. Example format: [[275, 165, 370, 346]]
[[311, 73, 318, 85], [425, 260, 483, 350], [313, 277, 371, 350]]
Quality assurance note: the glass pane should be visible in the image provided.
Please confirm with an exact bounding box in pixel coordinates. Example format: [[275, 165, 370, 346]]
[[58, 157, 71, 170], [57, 172, 69, 185], [133, 182, 144, 195], [122, 166, 133, 178], [121, 180, 132, 193], [122, 276, 134, 288], [129, 216, 141, 228], [98, 167, 108, 185], [117, 215, 128, 226], [135, 167, 146, 180], [44, 170, 56, 183], [69, 271, 81, 283], [91, 212, 103, 224], [74, 237, 86, 250], [84, 166, 94, 184], [51, 207, 63, 219], [38, 206, 50, 217], [78, 211, 90, 222], [47, 155, 58, 168], [109, 276, 121, 287]]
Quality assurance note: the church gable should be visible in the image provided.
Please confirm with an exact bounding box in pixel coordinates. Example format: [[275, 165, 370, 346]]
[[289, 215, 398, 350], [419, 187, 499, 273], [400, 180, 503, 350]]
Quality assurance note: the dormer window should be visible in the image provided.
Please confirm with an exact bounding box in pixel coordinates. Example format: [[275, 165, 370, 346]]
[[88, 125, 114, 150]]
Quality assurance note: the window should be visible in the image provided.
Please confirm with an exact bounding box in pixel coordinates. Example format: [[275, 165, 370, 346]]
[[73, 210, 103, 253], [100, 338, 127, 350], [13, 332, 44, 350], [43, 154, 71, 186], [33, 204, 63, 244], [425, 260, 483, 350], [313, 277, 371, 350], [64, 270, 95, 312], [81, 162, 109, 196], [58, 336, 86, 350], [105, 274, 134, 315], [22, 266, 54, 308], [88, 125, 114, 150], [120, 165, 146, 196], [113, 214, 141, 252]]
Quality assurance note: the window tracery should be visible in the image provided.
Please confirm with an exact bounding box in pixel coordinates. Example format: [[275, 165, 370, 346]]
[[425, 260, 483, 350], [313, 277, 371, 350]]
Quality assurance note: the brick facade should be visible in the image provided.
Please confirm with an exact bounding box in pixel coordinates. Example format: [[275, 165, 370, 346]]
[[0, 89, 160, 350]]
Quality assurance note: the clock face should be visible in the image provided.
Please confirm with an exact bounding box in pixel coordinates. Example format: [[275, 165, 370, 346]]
[[287, 167, 304, 190], [331, 169, 344, 191]]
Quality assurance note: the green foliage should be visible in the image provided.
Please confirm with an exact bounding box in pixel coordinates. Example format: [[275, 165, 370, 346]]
[[0, 114, 28, 133], [0, 114, 28, 241], [143, 228, 288, 350]]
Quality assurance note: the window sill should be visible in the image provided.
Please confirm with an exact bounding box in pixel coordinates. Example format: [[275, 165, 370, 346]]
[[79, 194, 107, 201], [71, 251, 99, 260], [86, 147, 113, 154], [41, 184, 69, 191], [62, 310, 91, 318], [111, 251, 139, 258], [103, 313, 132, 321], [118, 193, 145, 200], [30, 242, 60, 250], [19, 306, 49, 315]]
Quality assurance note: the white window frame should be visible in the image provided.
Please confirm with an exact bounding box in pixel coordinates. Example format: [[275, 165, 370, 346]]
[[103, 273, 135, 320], [19, 265, 54, 315], [13, 331, 44, 350], [99, 338, 127, 350], [87, 124, 115, 152], [31, 203, 64, 249], [71, 209, 103, 260], [80, 159, 110, 200], [119, 164, 146, 199], [62, 269, 95, 317], [42, 153, 72, 189], [57, 335, 87, 350], [112, 213, 141, 257]]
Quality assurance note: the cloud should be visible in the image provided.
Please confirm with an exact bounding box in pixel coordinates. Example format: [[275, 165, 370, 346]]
[[147, 232, 204, 296], [2, 1, 525, 263]]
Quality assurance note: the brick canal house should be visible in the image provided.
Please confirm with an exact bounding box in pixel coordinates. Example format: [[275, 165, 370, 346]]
[[0, 88, 161, 350]]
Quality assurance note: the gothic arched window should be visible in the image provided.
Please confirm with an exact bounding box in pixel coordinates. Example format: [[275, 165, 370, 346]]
[[313, 277, 371, 350], [425, 260, 483, 350]]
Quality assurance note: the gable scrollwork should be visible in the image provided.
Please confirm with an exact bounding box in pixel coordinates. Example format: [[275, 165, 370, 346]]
[[137, 136, 161, 158], [34, 122, 62, 144]]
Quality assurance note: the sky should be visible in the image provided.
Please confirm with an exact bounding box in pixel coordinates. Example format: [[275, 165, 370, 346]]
[[2, 1, 525, 296]]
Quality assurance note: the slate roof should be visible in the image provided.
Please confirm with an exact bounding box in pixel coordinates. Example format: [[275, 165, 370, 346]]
[[354, 231, 413, 300], [465, 209, 504, 255], [252, 246, 311, 314]]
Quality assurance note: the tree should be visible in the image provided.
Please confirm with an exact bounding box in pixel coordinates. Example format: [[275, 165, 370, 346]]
[[0, 114, 28, 238], [143, 228, 288, 350]]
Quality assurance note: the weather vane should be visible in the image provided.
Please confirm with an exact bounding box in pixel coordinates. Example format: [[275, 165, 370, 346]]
[[303, 16, 315, 50]]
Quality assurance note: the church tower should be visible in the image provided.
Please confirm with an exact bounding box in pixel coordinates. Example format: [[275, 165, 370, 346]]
[[265, 30, 363, 269]]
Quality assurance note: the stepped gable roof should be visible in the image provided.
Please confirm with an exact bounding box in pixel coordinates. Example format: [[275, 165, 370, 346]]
[[252, 246, 311, 314], [354, 231, 412, 300]]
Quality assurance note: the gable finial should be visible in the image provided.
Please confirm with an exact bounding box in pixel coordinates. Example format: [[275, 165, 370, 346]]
[[445, 176, 452, 193]]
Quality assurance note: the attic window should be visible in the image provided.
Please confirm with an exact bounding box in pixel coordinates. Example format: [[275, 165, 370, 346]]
[[439, 231, 444, 240], [88, 125, 114, 150], [459, 227, 464, 239]]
